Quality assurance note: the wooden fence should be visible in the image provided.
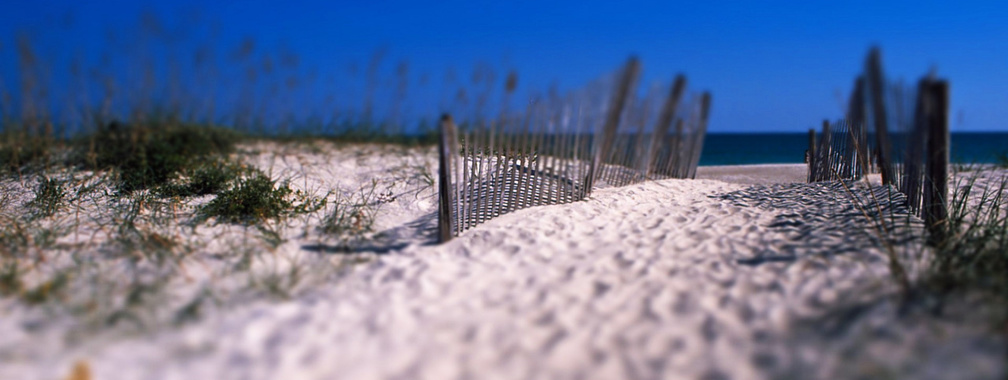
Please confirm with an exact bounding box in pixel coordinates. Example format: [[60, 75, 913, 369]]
[[808, 47, 949, 241], [438, 57, 711, 242], [808, 119, 866, 182]]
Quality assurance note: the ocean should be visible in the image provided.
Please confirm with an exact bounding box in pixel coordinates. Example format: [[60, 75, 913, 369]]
[[699, 132, 1008, 166]]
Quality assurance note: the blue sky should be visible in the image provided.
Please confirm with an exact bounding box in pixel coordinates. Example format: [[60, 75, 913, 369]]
[[2, 0, 1006, 132]]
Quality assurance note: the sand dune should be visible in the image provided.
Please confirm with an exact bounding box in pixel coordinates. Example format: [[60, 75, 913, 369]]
[[1, 148, 1003, 380]]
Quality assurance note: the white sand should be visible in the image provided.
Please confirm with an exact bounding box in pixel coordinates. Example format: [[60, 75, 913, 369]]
[[1, 147, 1004, 380], [695, 163, 808, 185]]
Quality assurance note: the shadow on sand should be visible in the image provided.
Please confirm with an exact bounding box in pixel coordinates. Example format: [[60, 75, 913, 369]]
[[300, 211, 441, 255]]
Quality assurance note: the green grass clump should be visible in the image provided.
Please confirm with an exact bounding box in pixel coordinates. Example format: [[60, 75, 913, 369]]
[[77, 121, 242, 192], [199, 169, 294, 224], [27, 176, 66, 219], [156, 159, 244, 197], [185, 160, 242, 195]]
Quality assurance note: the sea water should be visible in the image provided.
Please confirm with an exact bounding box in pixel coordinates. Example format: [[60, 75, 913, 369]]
[[699, 132, 1008, 165]]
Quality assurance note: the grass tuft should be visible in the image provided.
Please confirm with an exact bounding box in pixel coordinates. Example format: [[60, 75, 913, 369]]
[[927, 171, 1008, 298], [156, 159, 243, 197], [199, 169, 293, 224], [321, 179, 384, 242], [28, 176, 66, 219]]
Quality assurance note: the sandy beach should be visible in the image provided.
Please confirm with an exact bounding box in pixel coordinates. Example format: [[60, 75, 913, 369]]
[[0, 144, 1004, 380]]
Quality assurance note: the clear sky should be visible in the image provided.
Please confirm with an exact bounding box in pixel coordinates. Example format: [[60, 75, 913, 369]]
[[2, 0, 1007, 132]]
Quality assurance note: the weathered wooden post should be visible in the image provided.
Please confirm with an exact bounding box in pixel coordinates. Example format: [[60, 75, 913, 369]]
[[847, 76, 868, 178], [865, 47, 895, 185], [646, 75, 687, 178], [903, 78, 931, 214], [586, 56, 639, 193], [688, 92, 712, 179], [438, 114, 457, 243], [818, 120, 831, 181], [924, 79, 949, 245], [807, 128, 816, 183], [666, 119, 684, 178]]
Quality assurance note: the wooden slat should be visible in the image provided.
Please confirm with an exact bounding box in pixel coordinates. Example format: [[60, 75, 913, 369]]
[[531, 107, 547, 206], [464, 126, 474, 230], [455, 120, 464, 235]]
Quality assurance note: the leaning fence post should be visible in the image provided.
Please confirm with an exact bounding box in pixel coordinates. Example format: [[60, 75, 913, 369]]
[[904, 78, 930, 214], [438, 114, 457, 243], [647, 75, 687, 178], [688, 92, 712, 179], [807, 128, 816, 182], [586, 56, 640, 193], [817, 120, 831, 181], [866, 47, 895, 185], [847, 76, 868, 178], [924, 79, 949, 245]]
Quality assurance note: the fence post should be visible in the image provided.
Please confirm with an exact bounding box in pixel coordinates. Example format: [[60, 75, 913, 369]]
[[924, 80, 949, 245], [865, 47, 895, 185], [904, 78, 930, 214], [847, 76, 869, 178], [666, 119, 684, 177], [647, 75, 687, 178], [817, 120, 831, 181], [688, 92, 712, 179], [438, 114, 457, 243], [807, 128, 816, 182], [586, 56, 640, 193]]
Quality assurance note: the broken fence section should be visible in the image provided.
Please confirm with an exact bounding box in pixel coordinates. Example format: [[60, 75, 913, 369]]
[[438, 57, 711, 242]]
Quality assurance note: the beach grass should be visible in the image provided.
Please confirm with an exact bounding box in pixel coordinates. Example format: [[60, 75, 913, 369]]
[[27, 175, 67, 219], [198, 167, 329, 225], [928, 169, 1008, 300], [0, 18, 484, 337], [0, 19, 451, 331], [838, 164, 1008, 335]]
